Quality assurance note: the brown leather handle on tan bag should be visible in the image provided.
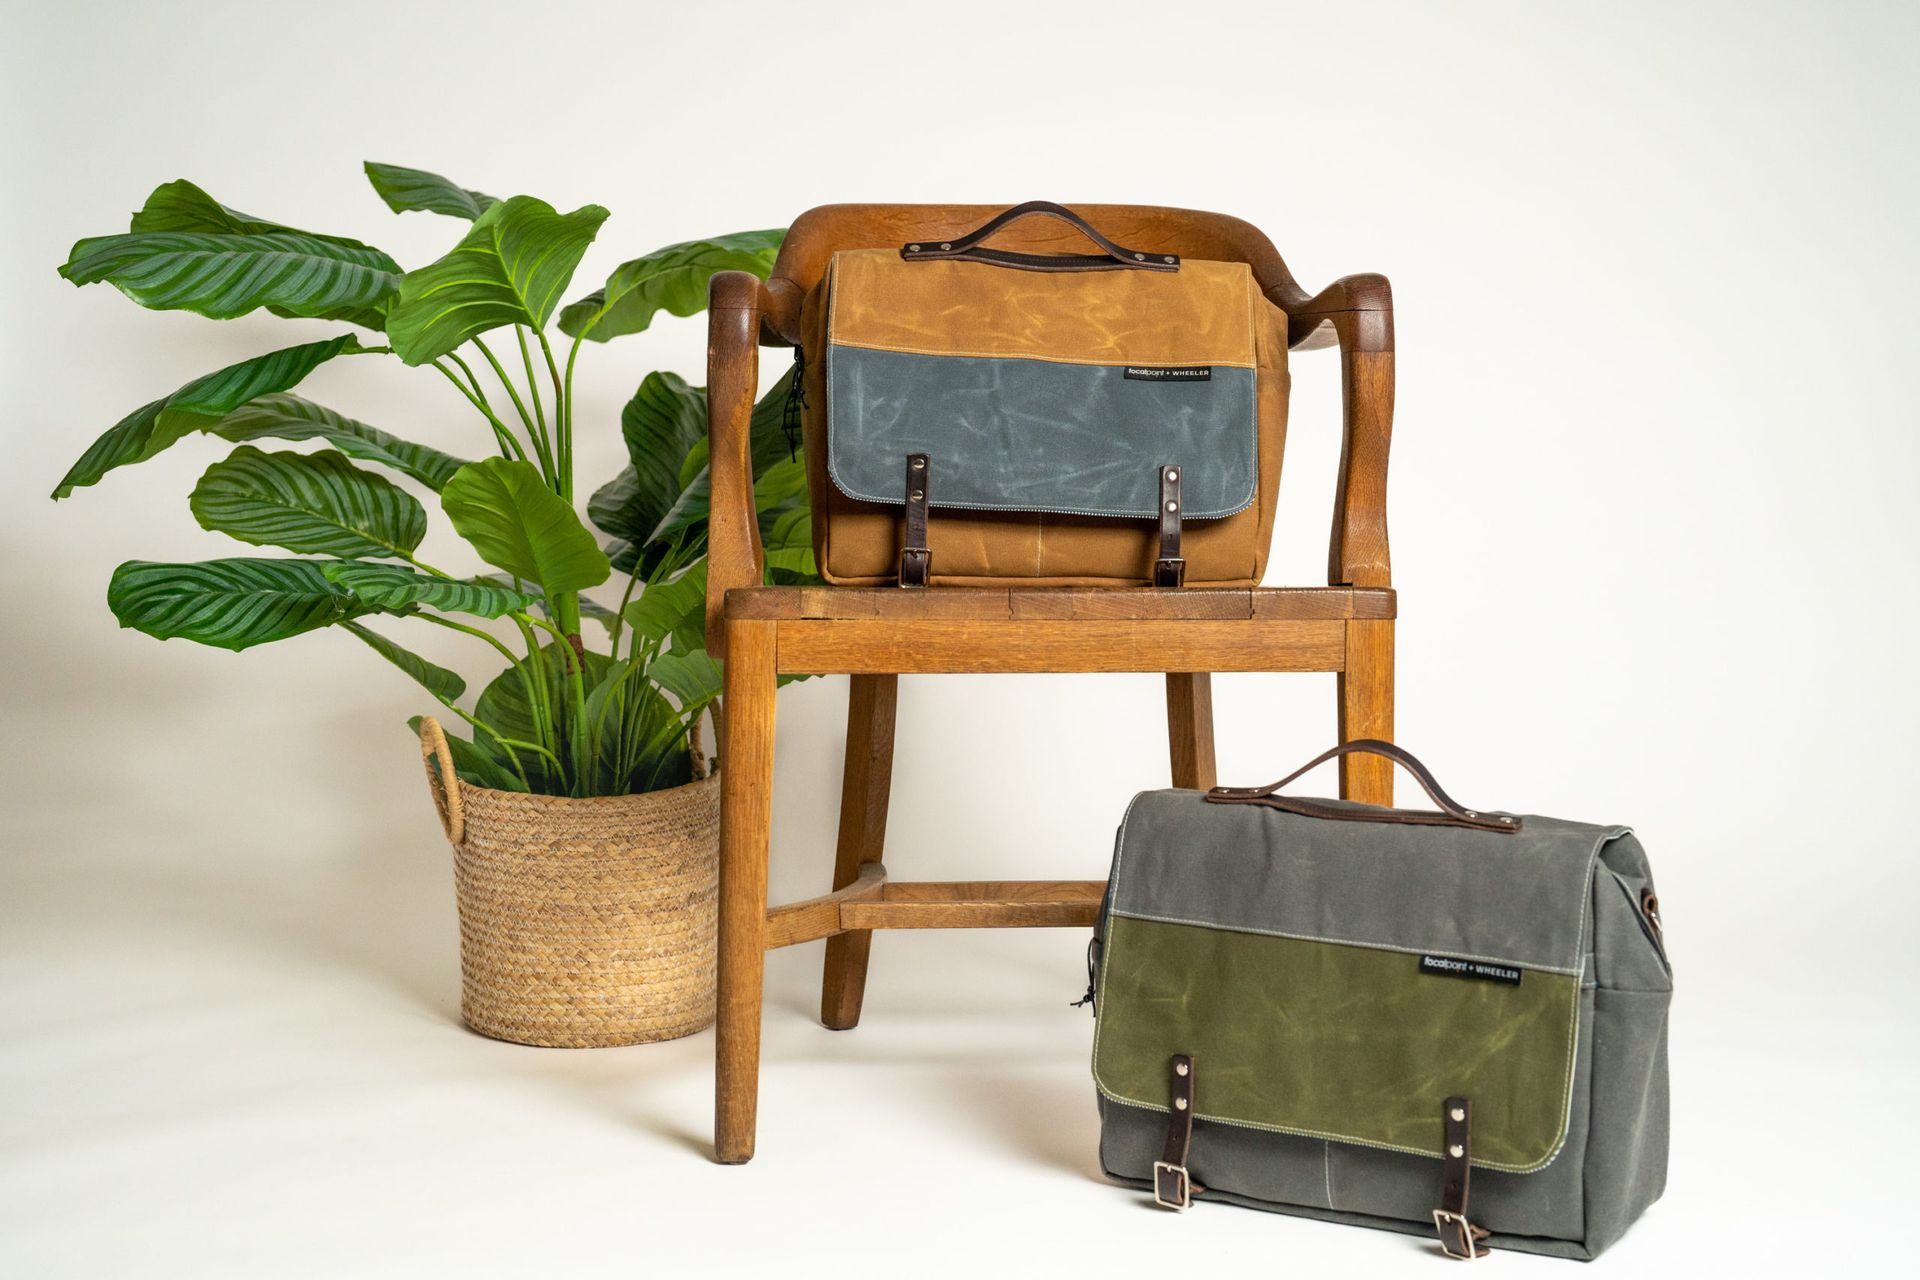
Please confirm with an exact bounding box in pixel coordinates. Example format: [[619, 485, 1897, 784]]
[[900, 200, 1180, 273], [1205, 739, 1523, 834]]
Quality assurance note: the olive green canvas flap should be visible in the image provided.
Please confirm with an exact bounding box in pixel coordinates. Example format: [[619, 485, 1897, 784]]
[[1092, 791, 1632, 1174]]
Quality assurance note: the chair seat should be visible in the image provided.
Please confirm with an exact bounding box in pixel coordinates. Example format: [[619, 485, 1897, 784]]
[[725, 585, 1396, 622]]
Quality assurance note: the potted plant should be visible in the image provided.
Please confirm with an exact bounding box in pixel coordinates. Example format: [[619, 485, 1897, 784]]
[[54, 164, 812, 1047]]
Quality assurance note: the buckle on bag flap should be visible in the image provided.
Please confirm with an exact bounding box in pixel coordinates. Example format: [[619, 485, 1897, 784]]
[[1153, 1161, 1191, 1210], [1432, 1210, 1486, 1261]]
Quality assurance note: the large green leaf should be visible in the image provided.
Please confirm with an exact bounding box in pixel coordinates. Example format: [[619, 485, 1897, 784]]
[[558, 229, 783, 342], [60, 180, 399, 328], [129, 179, 377, 249], [344, 622, 465, 702], [53, 337, 362, 499], [590, 375, 793, 574], [441, 458, 610, 592], [385, 195, 609, 365], [191, 447, 426, 558], [622, 564, 707, 653], [473, 642, 612, 793], [213, 394, 468, 491], [322, 562, 537, 618], [363, 162, 497, 220], [107, 558, 370, 651], [649, 649, 723, 711]]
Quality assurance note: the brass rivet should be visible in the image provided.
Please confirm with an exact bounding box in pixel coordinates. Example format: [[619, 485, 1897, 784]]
[[1134, 252, 1145, 260], [940, 242, 951, 250], [1167, 501, 1178, 513], [1450, 1107, 1465, 1122], [1175, 1097, 1188, 1111], [911, 457, 925, 469], [909, 244, 921, 252], [910, 490, 923, 501], [1176, 1062, 1189, 1077], [1165, 256, 1175, 264], [1167, 469, 1179, 481], [1449, 1143, 1464, 1159]]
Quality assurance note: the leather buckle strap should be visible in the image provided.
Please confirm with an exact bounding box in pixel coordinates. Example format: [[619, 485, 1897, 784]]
[[1434, 1096, 1492, 1260], [899, 453, 931, 588], [1153, 1054, 1196, 1210], [1153, 464, 1185, 588]]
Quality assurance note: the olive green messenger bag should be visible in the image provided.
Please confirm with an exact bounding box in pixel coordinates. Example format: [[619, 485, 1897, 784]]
[[1089, 741, 1672, 1261]]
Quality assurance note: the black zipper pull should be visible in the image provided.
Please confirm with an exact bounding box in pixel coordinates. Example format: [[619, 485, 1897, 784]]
[[780, 347, 807, 461]]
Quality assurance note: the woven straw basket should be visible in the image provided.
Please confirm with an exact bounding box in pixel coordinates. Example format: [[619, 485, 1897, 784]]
[[418, 717, 720, 1048]]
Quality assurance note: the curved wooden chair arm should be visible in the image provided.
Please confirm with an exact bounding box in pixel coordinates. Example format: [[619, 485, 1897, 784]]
[[705, 270, 771, 658], [1285, 272, 1394, 354]]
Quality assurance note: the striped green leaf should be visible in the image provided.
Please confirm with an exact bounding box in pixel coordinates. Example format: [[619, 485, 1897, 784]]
[[213, 394, 468, 490], [108, 558, 370, 651], [53, 336, 361, 499], [128, 179, 377, 249], [62, 229, 400, 329], [441, 458, 610, 592], [386, 196, 609, 365], [558, 229, 783, 342], [190, 447, 426, 558], [363, 162, 497, 220], [322, 562, 537, 618], [343, 622, 465, 702]]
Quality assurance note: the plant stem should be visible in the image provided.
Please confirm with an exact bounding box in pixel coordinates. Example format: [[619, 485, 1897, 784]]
[[472, 336, 554, 484], [514, 325, 550, 441], [433, 360, 527, 463], [546, 332, 574, 501]]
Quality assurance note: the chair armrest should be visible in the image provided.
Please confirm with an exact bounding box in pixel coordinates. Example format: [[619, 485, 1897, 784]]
[[704, 270, 770, 658], [1282, 273, 1395, 587], [1286, 272, 1393, 353]]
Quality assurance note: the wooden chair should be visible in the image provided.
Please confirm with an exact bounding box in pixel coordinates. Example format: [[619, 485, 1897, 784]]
[[704, 204, 1396, 1163]]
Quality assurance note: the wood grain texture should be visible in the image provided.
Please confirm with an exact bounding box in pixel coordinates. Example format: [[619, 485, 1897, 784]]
[[702, 272, 769, 658], [1339, 619, 1396, 807], [766, 863, 886, 951], [820, 675, 898, 1028], [715, 620, 776, 1164], [1166, 673, 1218, 790], [726, 586, 1394, 622], [774, 619, 1347, 675]]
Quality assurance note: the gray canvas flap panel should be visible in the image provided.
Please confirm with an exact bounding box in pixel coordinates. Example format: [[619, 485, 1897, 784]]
[[823, 248, 1260, 519]]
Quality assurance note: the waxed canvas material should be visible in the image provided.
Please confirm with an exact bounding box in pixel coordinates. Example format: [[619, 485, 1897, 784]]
[[799, 245, 1289, 585], [1091, 788, 1671, 1259]]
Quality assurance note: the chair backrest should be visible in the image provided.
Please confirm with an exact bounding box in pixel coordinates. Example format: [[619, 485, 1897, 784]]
[[758, 203, 1311, 345]]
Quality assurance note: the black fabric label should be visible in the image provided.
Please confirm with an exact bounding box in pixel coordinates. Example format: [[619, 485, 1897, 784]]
[[1123, 365, 1213, 382], [1418, 954, 1523, 986]]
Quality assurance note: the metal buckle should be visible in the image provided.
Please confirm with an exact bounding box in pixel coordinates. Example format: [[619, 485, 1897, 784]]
[[1432, 1209, 1485, 1260], [1152, 1161, 1191, 1210], [1153, 557, 1186, 588]]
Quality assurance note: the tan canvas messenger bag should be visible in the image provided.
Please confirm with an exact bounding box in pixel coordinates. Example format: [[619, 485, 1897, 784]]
[[794, 201, 1290, 587]]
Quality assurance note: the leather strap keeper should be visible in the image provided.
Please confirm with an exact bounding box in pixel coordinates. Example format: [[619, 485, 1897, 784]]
[[1153, 1053, 1197, 1209], [1154, 463, 1185, 588], [1434, 1096, 1492, 1260], [900, 452, 931, 587]]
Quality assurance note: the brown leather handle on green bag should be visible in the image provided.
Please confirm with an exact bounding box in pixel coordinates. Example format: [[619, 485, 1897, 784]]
[[1205, 739, 1523, 834], [900, 200, 1180, 273]]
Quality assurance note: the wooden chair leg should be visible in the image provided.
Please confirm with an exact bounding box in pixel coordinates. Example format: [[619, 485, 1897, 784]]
[[715, 619, 777, 1164], [1338, 619, 1395, 805], [1165, 672, 1218, 790], [820, 673, 898, 1030]]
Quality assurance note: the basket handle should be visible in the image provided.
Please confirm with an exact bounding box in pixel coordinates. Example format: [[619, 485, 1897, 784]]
[[899, 200, 1180, 273], [1206, 739, 1522, 834], [418, 716, 465, 846]]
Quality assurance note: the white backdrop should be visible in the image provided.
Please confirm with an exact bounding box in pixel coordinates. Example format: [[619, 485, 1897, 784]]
[[4, 1, 1916, 1274]]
